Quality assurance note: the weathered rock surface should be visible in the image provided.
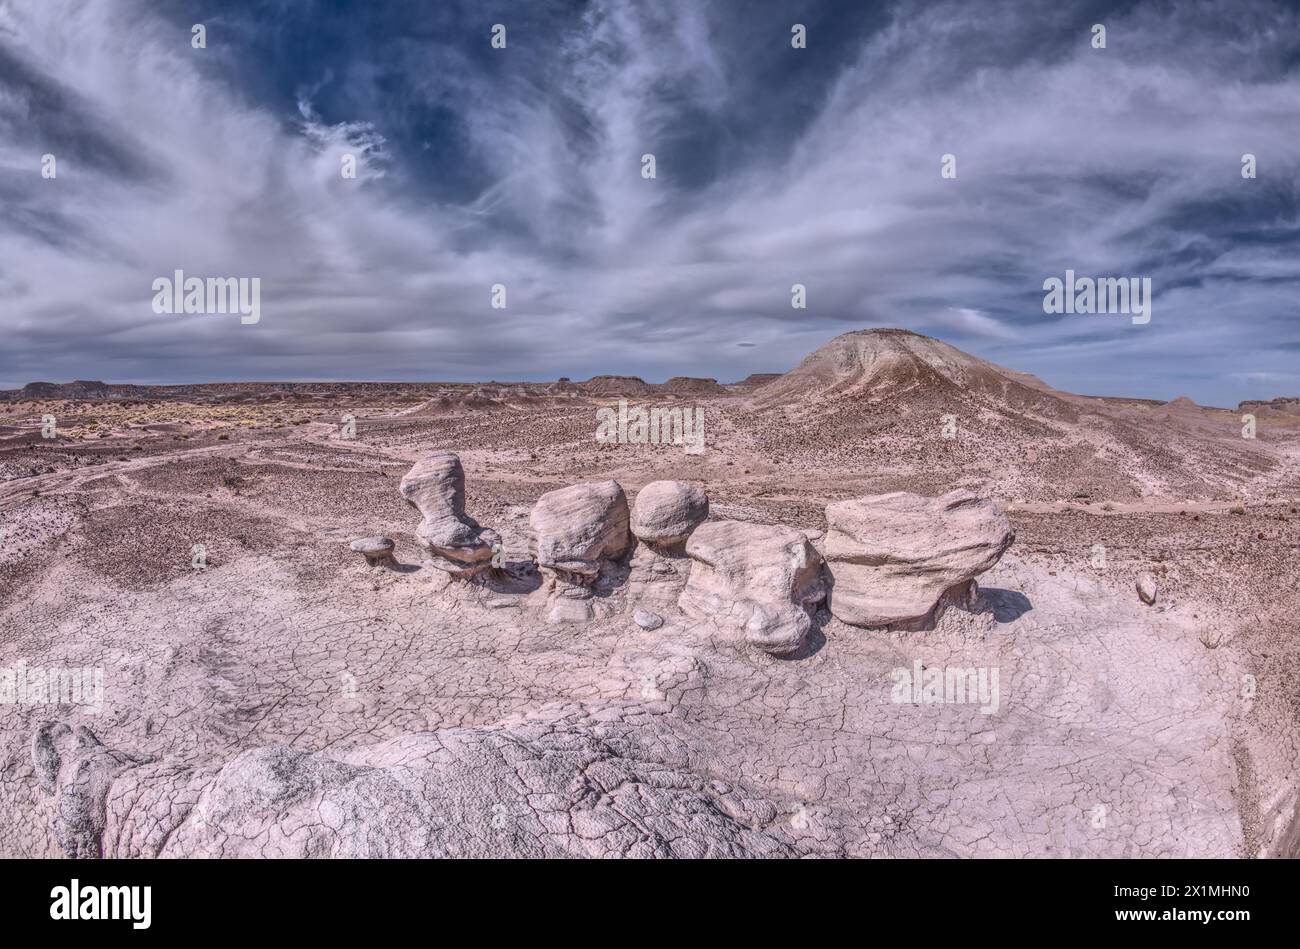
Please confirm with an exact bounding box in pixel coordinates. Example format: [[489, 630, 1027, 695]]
[[824, 489, 1013, 629], [399, 452, 499, 576], [529, 481, 630, 580], [678, 520, 827, 655], [633, 608, 664, 631], [527, 481, 631, 624], [32, 705, 802, 858], [630, 481, 708, 549]]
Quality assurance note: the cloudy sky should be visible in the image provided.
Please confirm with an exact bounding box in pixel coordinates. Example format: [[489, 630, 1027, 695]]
[[1, 0, 1298, 405]]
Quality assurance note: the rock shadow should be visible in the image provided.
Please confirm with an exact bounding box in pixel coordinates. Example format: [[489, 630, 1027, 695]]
[[777, 607, 830, 661], [973, 587, 1032, 623]]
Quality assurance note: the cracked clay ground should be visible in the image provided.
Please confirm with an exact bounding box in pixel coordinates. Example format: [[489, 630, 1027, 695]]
[[1, 393, 1298, 858]]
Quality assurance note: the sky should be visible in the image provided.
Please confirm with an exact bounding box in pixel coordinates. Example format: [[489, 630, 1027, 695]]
[[1, 0, 1298, 406]]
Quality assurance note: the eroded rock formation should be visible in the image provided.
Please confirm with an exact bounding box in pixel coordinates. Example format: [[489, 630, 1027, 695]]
[[399, 451, 499, 577], [32, 705, 802, 858], [678, 520, 827, 655], [823, 489, 1013, 629], [529, 480, 631, 623], [630, 480, 708, 551]]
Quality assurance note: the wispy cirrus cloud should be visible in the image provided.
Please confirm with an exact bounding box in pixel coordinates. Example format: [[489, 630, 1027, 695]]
[[0, 0, 1297, 406]]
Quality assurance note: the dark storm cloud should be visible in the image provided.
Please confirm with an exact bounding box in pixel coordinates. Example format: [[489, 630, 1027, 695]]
[[0, 0, 1298, 404]]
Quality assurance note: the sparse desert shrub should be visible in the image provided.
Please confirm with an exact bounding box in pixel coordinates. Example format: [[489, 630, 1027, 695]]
[[218, 433, 230, 441], [1229, 505, 1245, 515]]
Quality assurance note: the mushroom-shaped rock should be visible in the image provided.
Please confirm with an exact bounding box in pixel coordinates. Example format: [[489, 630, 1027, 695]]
[[1136, 572, 1158, 606], [678, 520, 826, 655], [823, 490, 1013, 630], [529, 481, 630, 580], [631, 481, 708, 549], [528, 481, 631, 625], [349, 536, 396, 568], [399, 451, 499, 577]]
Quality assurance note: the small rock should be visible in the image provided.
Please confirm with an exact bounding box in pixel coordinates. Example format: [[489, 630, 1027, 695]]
[[349, 536, 396, 568], [633, 609, 664, 630], [1136, 572, 1158, 606]]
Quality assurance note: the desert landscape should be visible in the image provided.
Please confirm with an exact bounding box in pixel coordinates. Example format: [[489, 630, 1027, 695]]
[[2, 328, 1297, 859], [4, 0, 1300, 883]]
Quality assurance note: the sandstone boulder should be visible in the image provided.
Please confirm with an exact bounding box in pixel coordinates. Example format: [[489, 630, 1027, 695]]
[[823, 490, 1013, 630], [528, 481, 631, 624], [630, 481, 708, 549], [399, 452, 499, 577], [678, 520, 826, 655], [529, 481, 630, 580]]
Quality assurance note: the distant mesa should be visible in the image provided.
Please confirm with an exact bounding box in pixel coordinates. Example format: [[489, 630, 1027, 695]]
[[577, 375, 655, 396], [16, 380, 119, 401], [659, 376, 727, 396], [1239, 396, 1300, 417], [730, 373, 782, 389], [1163, 396, 1199, 410]]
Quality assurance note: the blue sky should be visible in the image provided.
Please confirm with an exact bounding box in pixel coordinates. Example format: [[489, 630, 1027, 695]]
[[1, 0, 1298, 405]]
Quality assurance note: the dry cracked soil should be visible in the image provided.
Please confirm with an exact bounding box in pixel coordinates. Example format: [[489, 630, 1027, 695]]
[[2, 330, 1297, 858]]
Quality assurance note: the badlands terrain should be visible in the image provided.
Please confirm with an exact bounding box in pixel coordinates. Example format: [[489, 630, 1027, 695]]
[[1, 329, 1297, 858]]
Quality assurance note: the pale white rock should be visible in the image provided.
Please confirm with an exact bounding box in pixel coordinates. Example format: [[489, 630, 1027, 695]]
[[31, 709, 799, 858], [630, 481, 708, 548], [633, 609, 664, 631], [1136, 572, 1158, 606], [529, 480, 630, 579], [349, 536, 396, 568], [528, 480, 631, 624], [399, 451, 499, 576], [678, 520, 826, 655], [824, 490, 1013, 630]]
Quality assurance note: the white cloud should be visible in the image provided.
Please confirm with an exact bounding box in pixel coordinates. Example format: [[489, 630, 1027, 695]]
[[1, 0, 1297, 405]]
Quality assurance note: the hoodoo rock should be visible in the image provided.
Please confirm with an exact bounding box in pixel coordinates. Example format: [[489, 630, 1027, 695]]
[[823, 490, 1013, 630], [678, 520, 827, 655], [529, 481, 631, 623], [399, 451, 500, 578], [530, 481, 631, 578], [630, 481, 708, 550]]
